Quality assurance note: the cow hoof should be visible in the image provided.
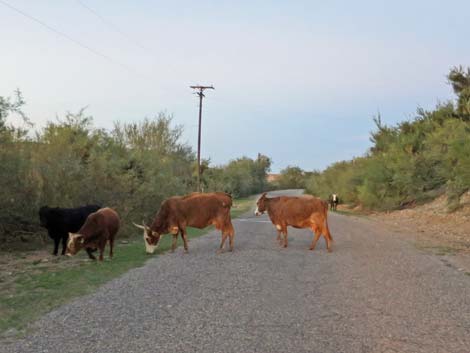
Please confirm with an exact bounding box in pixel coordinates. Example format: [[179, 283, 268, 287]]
[[217, 249, 224, 254], [327, 249, 333, 253], [309, 247, 315, 251]]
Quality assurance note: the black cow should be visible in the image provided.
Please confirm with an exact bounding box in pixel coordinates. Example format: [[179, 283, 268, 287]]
[[39, 205, 101, 255]]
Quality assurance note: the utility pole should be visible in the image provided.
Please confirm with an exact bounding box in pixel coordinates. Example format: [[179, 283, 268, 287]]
[[190, 85, 215, 192]]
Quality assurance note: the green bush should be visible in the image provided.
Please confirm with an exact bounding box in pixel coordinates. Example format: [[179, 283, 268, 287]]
[[272, 166, 307, 190], [203, 154, 271, 198], [305, 67, 470, 211], [0, 95, 274, 241]]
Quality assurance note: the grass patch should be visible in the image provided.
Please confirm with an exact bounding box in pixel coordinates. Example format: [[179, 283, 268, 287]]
[[231, 196, 255, 218], [332, 209, 369, 218], [415, 243, 457, 256], [0, 196, 255, 336]]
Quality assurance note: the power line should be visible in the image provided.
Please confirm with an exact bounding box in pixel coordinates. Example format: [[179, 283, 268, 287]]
[[0, 0, 138, 75], [76, 0, 148, 52]]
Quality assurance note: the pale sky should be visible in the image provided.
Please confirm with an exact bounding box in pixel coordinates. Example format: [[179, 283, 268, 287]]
[[2, 0, 469, 172]]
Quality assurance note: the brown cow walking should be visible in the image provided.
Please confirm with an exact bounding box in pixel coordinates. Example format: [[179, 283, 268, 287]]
[[66, 207, 120, 261], [255, 193, 333, 252], [134, 192, 235, 254]]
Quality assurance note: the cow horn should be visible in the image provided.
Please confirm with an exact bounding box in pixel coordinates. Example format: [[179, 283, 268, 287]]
[[143, 220, 151, 229], [133, 222, 146, 230]]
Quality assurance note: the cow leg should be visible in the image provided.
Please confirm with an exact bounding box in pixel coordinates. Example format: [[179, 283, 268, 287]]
[[109, 237, 114, 259], [53, 238, 60, 256], [86, 248, 97, 260], [324, 231, 333, 253], [309, 232, 321, 250], [228, 234, 235, 252], [171, 234, 178, 253], [226, 222, 235, 252], [180, 229, 189, 253], [325, 236, 332, 252], [61, 235, 68, 255], [219, 233, 228, 253], [98, 245, 104, 261], [282, 227, 288, 248], [275, 225, 284, 246]]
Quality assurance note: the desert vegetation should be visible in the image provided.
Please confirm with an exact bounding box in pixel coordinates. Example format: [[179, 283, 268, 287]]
[[0, 95, 270, 244], [304, 67, 470, 211]]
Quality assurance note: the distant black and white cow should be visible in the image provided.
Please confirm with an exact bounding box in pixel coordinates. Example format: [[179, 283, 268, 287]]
[[39, 205, 101, 255], [329, 194, 339, 211]]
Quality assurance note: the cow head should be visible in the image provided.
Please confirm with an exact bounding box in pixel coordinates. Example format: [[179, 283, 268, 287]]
[[133, 222, 162, 254], [66, 233, 85, 256], [255, 192, 268, 216], [38, 206, 51, 228]]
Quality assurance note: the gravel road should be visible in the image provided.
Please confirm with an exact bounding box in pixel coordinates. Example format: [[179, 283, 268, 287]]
[[1, 190, 469, 353]]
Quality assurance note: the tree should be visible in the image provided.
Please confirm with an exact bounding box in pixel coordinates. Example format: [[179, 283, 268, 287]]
[[448, 66, 470, 119], [276, 166, 306, 189]]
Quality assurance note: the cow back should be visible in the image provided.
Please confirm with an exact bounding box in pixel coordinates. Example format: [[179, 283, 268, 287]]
[[269, 196, 326, 225], [78, 207, 120, 241], [157, 192, 232, 230], [39, 204, 101, 233]]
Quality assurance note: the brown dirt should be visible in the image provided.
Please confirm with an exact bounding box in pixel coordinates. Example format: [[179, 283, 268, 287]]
[[336, 192, 470, 272], [369, 193, 470, 253], [0, 246, 91, 299]]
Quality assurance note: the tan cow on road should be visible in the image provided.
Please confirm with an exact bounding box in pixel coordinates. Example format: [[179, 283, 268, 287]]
[[255, 193, 333, 252], [134, 192, 235, 254]]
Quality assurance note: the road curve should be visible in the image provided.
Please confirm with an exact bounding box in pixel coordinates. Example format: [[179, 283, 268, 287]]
[[1, 190, 469, 353]]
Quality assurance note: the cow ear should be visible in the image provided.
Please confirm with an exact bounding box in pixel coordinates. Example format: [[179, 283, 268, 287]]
[[73, 234, 84, 243], [69, 233, 84, 243], [261, 192, 267, 198]]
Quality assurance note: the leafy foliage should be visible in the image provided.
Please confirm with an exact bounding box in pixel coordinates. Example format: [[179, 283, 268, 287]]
[[203, 154, 271, 197], [0, 98, 271, 241], [271, 166, 307, 190], [305, 67, 470, 210]]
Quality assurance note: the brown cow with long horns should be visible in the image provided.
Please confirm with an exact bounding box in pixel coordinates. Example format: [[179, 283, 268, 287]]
[[134, 192, 235, 254], [255, 193, 333, 252]]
